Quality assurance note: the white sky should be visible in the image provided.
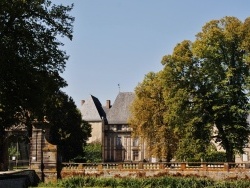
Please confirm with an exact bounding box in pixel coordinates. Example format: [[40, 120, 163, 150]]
[[52, 0, 250, 108]]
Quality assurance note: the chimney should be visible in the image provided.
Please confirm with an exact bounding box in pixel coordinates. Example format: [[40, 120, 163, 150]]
[[81, 100, 85, 106], [106, 100, 111, 109]]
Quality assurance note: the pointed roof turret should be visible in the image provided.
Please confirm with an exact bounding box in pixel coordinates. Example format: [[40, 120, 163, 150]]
[[80, 95, 106, 121]]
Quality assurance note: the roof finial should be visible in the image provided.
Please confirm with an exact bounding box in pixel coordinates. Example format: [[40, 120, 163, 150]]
[[118, 83, 120, 92]]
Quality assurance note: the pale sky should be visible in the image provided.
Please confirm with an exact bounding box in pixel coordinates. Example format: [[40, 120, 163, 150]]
[[52, 0, 250, 108]]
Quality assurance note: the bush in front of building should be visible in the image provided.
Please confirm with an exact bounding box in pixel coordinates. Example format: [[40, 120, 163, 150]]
[[83, 140, 102, 163], [204, 151, 227, 162]]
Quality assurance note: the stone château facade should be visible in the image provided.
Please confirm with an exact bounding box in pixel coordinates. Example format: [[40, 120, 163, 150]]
[[80, 92, 147, 162]]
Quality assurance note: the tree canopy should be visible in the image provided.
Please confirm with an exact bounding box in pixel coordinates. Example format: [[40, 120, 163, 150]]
[[45, 91, 91, 161], [130, 16, 250, 162], [129, 72, 178, 162], [0, 0, 74, 130], [190, 16, 250, 162], [0, 0, 90, 163]]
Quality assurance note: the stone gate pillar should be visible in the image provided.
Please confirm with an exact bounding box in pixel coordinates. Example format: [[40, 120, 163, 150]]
[[30, 121, 57, 183]]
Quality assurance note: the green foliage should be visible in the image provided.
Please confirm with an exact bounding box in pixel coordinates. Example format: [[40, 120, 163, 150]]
[[46, 91, 91, 162], [0, 0, 92, 163], [0, 0, 91, 163], [82, 140, 102, 163], [0, 0, 74, 127], [204, 151, 227, 162], [0, 0, 74, 164], [130, 16, 250, 162], [7, 135, 28, 158], [190, 17, 250, 161], [38, 176, 250, 188], [8, 144, 19, 158], [129, 72, 178, 161], [161, 39, 214, 161]]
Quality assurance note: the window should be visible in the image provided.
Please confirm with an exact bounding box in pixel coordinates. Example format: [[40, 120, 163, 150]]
[[116, 136, 122, 146], [133, 150, 139, 161], [133, 138, 139, 147], [243, 152, 249, 162]]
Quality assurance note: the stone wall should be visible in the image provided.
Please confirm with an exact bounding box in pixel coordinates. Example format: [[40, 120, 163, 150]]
[[60, 162, 250, 180], [87, 121, 103, 143], [29, 122, 57, 183], [0, 170, 39, 188]]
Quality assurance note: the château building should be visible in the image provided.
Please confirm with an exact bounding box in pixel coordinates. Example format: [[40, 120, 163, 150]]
[[80, 92, 147, 162], [80, 92, 250, 163]]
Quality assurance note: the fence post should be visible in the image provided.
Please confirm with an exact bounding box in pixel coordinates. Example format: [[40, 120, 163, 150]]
[[202, 162, 207, 171], [98, 164, 103, 170], [224, 163, 229, 171], [181, 163, 186, 170], [138, 162, 143, 169], [118, 163, 123, 170], [159, 163, 164, 169], [78, 164, 83, 169]]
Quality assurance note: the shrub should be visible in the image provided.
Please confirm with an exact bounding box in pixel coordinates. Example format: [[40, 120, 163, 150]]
[[204, 151, 226, 162], [38, 176, 250, 188], [83, 140, 102, 163]]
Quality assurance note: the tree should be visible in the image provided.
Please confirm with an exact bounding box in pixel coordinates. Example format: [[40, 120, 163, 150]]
[[44, 91, 91, 162], [161, 17, 250, 162], [0, 0, 74, 128], [161, 40, 213, 161], [0, 0, 74, 165], [129, 72, 178, 161], [131, 17, 250, 163], [192, 16, 250, 162]]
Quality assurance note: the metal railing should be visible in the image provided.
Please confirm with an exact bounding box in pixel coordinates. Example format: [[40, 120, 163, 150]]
[[8, 160, 29, 170]]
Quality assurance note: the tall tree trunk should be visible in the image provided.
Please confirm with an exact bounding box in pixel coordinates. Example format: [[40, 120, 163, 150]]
[[225, 145, 235, 162], [0, 141, 4, 170], [216, 122, 235, 162], [223, 133, 235, 162], [0, 130, 8, 171], [0, 127, 4, 170], [166, 151, 172, 163]]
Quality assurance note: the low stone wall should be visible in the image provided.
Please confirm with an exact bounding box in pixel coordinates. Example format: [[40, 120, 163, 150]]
[[60, 162, 250, 180], [0, 170, 40, 188]]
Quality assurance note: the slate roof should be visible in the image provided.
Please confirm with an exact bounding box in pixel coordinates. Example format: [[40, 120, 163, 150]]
[[80, 95, 106, 121], [106, 92, 135, 124]]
